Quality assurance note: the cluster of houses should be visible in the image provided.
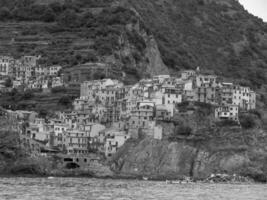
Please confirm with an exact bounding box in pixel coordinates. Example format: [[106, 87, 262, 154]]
[[0, 67, 257, 160], [0, 55, 63, 90]]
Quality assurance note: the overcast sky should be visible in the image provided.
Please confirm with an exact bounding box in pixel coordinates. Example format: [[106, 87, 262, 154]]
[[239, 0, 267, 22]]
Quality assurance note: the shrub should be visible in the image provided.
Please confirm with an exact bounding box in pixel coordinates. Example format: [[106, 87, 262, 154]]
[[58, 96, 72, 107], [216, 119, 239, 127], [41, 7, 56, 22], [58, 9, 79, 28], [51, 86, 67, 94], [21, 90, 34, 100], [4, 77, 12, 88], [0, 7, 11, 20], [249, 109, 262, 119], [49, 2, 64, 13], [39, 109, 48, 118], [240, 115, 256, 129], [175, 125, 192, 136], [126, 30, 146, 52], [93, 71, 106, 80]]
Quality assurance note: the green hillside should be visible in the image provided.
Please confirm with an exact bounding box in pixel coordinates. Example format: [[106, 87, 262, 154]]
[[0, 0, 267, 92], [124, 0, 267, 88]]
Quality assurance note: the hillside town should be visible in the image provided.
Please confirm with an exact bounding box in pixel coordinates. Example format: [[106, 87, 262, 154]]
[[0, 55, 63, 90], [0, 55, 257, 163]]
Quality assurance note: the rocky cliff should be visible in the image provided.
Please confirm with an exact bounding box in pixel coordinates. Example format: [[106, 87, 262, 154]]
[[111, 128, 267, 182], [123, 0, 267, 89], [111, 106, 267, 182]]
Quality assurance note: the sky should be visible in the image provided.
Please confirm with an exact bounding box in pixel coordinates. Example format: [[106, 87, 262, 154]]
[[239, 0, 267, 22]]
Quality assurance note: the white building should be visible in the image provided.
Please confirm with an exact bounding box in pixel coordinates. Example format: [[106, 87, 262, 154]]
[[215, 105, 239, 122], [153, 75, 170, 84], [35, 66, 48, 77], [181, 70, 196, 80], [49, 65, 62, 76], [196, 74, 217, 87], [104, 129, 129, 158], [232, 86, 256, 110], [0, 56, 13, 76], [52, 77, 63, 88], [81, 79, 123, 98], [162, 85, 182, 105]]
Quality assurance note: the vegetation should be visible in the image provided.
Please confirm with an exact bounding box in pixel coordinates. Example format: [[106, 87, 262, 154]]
[[0, 0, 148, 83], [4, 78, 13, 88], [239, 113, 258, 129], [51, 86, 67, 93], [175, 125, 192, 137], [126, 0, 267, 90], [58, 95, 73, 107], [215, 119, 239, 127], [0, 88, 78, 112]]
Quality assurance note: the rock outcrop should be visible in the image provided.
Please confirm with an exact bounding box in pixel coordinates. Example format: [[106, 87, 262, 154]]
[[111, 108, 267, 182]]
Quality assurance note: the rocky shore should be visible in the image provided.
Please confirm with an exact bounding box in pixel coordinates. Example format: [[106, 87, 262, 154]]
[[1, 113, 267, 183]]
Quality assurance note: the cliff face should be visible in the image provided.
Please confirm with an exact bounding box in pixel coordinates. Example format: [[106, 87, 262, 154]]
[[124, 0, 267, 89], [112, 128, 267, 181], [111, 107, 267, 182]]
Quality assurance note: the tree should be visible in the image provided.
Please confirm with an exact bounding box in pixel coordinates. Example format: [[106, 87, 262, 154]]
[[4, 78, 12, 88], [41, 7, 56, 22], [175, 125, 192, 136], [58, 9, 78, 28], [39, 109, 48, 118], [58, 96, 72, 107], [22, 90, 34, 100], [0, 7, 11, 20], [49, 2, 64, 13], [240, 115, 256, 129]]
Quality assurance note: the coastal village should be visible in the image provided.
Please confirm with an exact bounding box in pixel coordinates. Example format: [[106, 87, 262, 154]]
[[0, 55, 257, 167]]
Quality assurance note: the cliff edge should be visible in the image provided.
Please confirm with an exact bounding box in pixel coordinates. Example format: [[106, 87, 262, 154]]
[[111, 105, 267, 182]]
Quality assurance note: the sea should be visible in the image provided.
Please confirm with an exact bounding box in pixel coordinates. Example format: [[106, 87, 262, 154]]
[[0, 177, 266, 200]]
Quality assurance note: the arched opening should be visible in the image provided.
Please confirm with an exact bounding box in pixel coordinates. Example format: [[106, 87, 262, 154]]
[[65, 162, 80, 169]]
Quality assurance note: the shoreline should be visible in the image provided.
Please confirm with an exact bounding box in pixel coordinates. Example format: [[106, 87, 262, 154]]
[[0, 173, 262, 184]]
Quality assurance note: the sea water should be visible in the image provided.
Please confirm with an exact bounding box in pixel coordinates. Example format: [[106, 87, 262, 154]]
[[0, 177, 266, 200]]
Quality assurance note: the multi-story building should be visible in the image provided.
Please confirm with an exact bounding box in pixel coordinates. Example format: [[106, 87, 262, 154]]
[[35, 66, 48, 77], [196, 74, 218, 87], [129, 101, 155, 129], [80, 79, 123, 98], [0, 56, 13, 76], [63, 130, 89, 154], [220, 82, 233, 106], [156, 104, 175, 121], [194, 86, 218, 105], [49, 65, 62, 76], [21, 56, 39, 67], [153, 75, 170, 84], [215, 105, 239, 122], [181, 70, 196, 80], [104, 129, 129, 158], [51, 77, 63, 88], [232, 86, 256, 110], [162, 86, 182, 105]]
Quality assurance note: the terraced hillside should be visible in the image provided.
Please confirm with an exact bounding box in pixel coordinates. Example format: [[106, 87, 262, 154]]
[[0, 0, 168, 84], [1, 0, 267, 87], [0, 0, 267, 107]]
